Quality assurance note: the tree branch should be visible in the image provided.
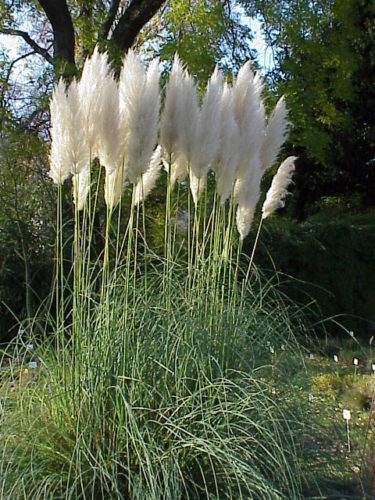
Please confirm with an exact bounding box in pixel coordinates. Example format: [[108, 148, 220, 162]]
[[37, 0, 75, 77], [100, 0, 121, 40], [0, 51, 35, 131], [0, 28, 53, 64], [111, 0, 166, 51]]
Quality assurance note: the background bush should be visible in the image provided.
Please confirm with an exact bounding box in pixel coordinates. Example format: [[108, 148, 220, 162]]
[[246, 211, 375, 338]]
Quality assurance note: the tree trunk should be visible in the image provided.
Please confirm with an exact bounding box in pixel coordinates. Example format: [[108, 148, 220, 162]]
[[37, 0, 167, 78], [37, 0, 76, 78], [111, 0, 166, 51]]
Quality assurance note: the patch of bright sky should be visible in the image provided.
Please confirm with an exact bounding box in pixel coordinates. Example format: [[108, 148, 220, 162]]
[[246, 17, 275, 74], [0, 33, 19, 57], [0, 30, 52, 118], [0, 14, 274, 75], [0, 33, 30, 104], [0, 32, 37, 84]]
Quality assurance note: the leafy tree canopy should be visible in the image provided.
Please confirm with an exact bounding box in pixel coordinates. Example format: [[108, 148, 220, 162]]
[[242, 0, 375, 217]]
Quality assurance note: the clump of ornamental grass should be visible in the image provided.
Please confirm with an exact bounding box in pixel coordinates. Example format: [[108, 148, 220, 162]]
[[0, 266, 310, 499], [0, 49, 307, 498]]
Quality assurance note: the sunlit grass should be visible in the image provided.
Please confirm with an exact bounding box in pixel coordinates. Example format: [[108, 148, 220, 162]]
[[0, 261, 310, 498]]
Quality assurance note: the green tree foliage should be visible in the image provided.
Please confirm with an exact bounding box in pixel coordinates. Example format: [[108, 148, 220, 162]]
[[243, 0, 375, 218], [156, 0, 253, 83], [0, 123, 55, 340]]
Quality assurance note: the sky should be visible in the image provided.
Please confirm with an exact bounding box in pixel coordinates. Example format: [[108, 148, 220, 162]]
[[0, 33, 19, 57], [0, 16, 274, 80], [248, 17, 274, 72]]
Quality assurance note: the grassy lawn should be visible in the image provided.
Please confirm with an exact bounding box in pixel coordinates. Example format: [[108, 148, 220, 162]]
[[2, 325, 374, 498], [270, 338, 375, 498]]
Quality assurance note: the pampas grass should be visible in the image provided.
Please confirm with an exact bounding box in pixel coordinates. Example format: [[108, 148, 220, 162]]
[[160, 55, 185, 157], [190, 68, 222, 179], [262, 156, 297, 219], [0, 49, 305, 499], [260, 96, 289, 172], [79, 47, 111, 153], [72, 167, 90, 211], [246, 157, 297, 281], [235, 158, 263, 241], [96, 73, 122, 175], [49, 79, 89, 184], [212, 83, 240, 204], [120, 51, 160, 184], [105, 165, 127, 210], [134, 146, 162, 205], [0, 270, 308, 498], [175, 71, 200, 169], [232, 62, 265, 179], [49, 49, 291, 235]]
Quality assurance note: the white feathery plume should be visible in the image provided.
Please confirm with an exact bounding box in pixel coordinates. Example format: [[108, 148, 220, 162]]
[[96, 73, 122, 175], [232, 61, 253, 121], [134, 146, 162, 205], [160, 55, 190, 186], [72, 166, 90, 211], [235, 156, 263, 240], [212, 83, 240, 204], [162, 152, 187, 188], [236, 204, 256, 242], [177, 69, 199, 166], [253, 70, 266, 136], [253, 71, 265, 98], [162, 68, 199, 191], [262, 156, 296, 219], [176, 67, 215, 204], [233, 62, 266, 179], [190, 67, 223, 180], [160, 55, 185, 157], [160, 56, 200, 188], [66, 80, 90, 174], [104, 165, 127, 210], [49, 78, 89, 184], [260, 96, 289, 171], [231, 61, 267, 237], [49, 79, 71, 184], [79, 47, 111, 154], [119, 51, 160, 183], [173, 154, 188, 185], [189, 170, 207, 206]]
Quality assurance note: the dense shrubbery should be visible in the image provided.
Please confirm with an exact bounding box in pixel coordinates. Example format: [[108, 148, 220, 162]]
[[2, 196, 374, 344], [248, 211, 375, 338]]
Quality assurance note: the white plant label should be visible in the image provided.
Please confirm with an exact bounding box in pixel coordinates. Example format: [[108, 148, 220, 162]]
[[371, 363, 375, 372], [271, 386, 276, 395], [333, 355, 338, 362], [343, 410, 351, 453], [309, 353, 314, 360], [308, 393, 314, 402], [353, 358, 359, 366], [18, 326, 25, 336], [343, 409, 351, 420], [29, 361, 37, 369], [281, 344, 286, 351], [349, 331, 354, 338], [270, 346, 275, 354], [26, 343, 34, 351]]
